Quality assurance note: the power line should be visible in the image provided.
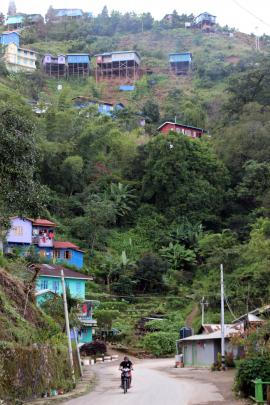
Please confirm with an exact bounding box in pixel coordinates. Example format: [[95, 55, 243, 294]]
[[232, 0, 270, 29]]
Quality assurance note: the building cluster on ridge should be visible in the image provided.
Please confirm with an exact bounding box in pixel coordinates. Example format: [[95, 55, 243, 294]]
[[0, 10, 217, 79]]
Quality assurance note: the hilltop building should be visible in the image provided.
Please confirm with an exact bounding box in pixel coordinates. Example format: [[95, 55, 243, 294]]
[[158, 122, 206, 138], [43, 53, 90, 78], [3, 43, 37, 72], [5, 14, 24, 29], [95, 51, 141, 82], [169, 53, 192, 75], [0, 30, 37, 72], [66, 54, 90, 77], [54, 9, 84, 19], [5, 217, 85, 269], [193, 12, 216, 32]]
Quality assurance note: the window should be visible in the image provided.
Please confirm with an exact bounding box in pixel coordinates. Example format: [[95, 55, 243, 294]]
[[53, 249, 61, 259], [40, 279, 48, 290], [52, 280, 60, 292], [39, 250, 46, 257], [12, 226, 23, 236], [64, 250, 72, 260]]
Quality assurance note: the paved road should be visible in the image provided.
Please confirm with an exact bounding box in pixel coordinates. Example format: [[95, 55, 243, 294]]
[[63, 359, 226, 405]]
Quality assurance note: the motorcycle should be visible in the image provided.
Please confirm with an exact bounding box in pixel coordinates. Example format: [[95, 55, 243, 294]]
[[121, 367, 131, 394]]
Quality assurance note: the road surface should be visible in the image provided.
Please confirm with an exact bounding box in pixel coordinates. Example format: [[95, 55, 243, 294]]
[[63, 358, 227, 405]]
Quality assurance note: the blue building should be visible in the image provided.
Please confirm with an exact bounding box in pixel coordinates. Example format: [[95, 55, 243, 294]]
[[194, 12, 216, 32], [5, 217, 85, 269], [33, 264, 97, 344], [169, 53, 192, 75], [55, 9, 84, 18], [66, 54, 90, 77], [0, 31, 20, 47]]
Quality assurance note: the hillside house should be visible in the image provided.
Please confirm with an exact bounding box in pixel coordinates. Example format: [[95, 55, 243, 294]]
[[95, 51, 141, 82], [179, 323, 244, 367], [158, 122, 206, 138], [66, 54, 90, 78], [3, 43, 37, 72], [193, 12, 216, 32], [33, 264, 96, 343], [72, 96, 125, 115], [169, 53, 192, 75], [43, 54, 66, 78], [5, 14, 25, 29], [25, 14, 44, 25], [0, 31, 20, 47], [54, 9, 84, 19], [5, 217, 85, 269]]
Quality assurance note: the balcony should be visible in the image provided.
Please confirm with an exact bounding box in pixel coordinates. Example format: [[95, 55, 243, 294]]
[[32, 235, 54, 247]]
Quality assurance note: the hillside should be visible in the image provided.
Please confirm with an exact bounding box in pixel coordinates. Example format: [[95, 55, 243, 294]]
[[1, 9, 270, 361]]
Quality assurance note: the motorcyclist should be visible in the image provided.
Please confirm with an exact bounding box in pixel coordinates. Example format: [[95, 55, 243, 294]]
[[119, 356, 133, 387]]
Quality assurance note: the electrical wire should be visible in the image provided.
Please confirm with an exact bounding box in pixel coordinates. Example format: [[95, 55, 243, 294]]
[[232, 0, 270, 29]]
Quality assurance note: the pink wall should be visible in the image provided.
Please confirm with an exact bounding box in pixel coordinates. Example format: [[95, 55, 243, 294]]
[[6, 218, 32, 244]]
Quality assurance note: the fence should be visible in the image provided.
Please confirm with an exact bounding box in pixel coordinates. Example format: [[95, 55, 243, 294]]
[[251, 379, 270, 404]]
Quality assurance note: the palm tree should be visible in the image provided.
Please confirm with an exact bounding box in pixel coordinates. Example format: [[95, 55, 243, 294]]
[[106, 182, 136, 218]]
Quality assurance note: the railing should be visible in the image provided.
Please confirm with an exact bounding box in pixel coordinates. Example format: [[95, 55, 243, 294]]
[[251, 379, 270, 404]]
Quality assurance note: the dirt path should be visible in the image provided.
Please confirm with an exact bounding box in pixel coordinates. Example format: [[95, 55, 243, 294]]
[[185, 305, 199, 328], [62, 358, 243, 405]]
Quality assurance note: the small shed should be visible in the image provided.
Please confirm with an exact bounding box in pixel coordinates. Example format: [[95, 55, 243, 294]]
[[179, 324, 244, 367], [169, 53, 192, 75]]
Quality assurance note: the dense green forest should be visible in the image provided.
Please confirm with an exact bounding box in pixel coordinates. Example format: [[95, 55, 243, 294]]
[[1, 7, 270, 354]]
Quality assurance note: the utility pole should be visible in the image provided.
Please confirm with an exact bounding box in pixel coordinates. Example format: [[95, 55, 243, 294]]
[[200, 296, 208, 325], [61, 270, 76, 385], [220, 264, 225, 370], [255, 27, 260, 51]]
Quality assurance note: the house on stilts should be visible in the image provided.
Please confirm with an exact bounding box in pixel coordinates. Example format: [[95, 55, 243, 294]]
[[95, 51, 141, 82]]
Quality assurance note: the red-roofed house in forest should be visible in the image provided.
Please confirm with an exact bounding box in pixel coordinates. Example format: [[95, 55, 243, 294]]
[[158, 122, 206, 138], [5, 217, 84, 269]]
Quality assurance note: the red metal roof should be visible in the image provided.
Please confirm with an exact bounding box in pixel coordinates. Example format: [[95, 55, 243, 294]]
[[158, 121, 206, 133], [31, 218, 56, 227], [53, 241, 84, 252]]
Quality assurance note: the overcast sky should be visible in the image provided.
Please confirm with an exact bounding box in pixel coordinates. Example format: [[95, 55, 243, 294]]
[[1, 0, 270, 35]]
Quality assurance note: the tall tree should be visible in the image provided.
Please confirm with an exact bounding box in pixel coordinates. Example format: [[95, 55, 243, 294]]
[[8, 0, 16, 15]]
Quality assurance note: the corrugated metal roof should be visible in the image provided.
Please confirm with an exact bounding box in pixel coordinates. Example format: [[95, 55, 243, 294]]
[[119, 85, 135, 91], [55, 9, 83, 17], [30, 264, 92, 280], [158, 121, 206, 132], [180, 324, 244, 342], [170, 53, 192, 63], [66, 54, 90, 64], [6, 15, 24, 25], [54, 241, 84, 252]]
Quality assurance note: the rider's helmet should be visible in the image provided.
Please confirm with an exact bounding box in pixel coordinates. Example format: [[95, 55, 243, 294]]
[[124, 356, 129, 361]]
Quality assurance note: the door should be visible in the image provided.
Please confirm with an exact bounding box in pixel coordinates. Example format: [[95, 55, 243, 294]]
[[192, 342, 197, 366]]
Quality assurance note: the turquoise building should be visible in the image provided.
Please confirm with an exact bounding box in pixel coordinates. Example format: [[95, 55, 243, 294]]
[[33, 264, 97, 344]]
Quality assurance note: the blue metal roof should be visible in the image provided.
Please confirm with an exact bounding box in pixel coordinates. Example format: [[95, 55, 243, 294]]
[[55, 9, 83, 17], [170, 53, 192, 63], [67, 54, 90, 64], [0, 31, 20, 46], [119, 85, 135, 91]]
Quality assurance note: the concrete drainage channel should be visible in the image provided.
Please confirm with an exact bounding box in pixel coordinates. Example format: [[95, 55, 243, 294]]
[[27, 355, 119, 404]]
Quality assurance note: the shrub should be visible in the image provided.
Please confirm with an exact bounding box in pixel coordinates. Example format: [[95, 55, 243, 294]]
[[235, 357, 270, 397], [142, 332, 178, 357], [80, 341, 107, 356]]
